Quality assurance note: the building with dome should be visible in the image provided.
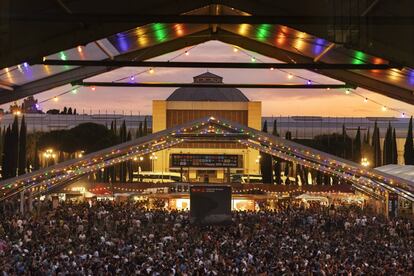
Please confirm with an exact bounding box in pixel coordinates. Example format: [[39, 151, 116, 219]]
[[152, 72, 261, 182]]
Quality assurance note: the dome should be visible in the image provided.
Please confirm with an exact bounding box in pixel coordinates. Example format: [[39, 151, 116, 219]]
[[166, 72, 249, 102]]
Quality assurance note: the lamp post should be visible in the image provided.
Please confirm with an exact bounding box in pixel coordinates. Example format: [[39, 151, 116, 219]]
[[77, 150, 85, 158], [43, 149, 56, 167], [133, 156, 144, 182], [149, 153, 158, 172], [361, 157, 370, 167], [255, 155, 261, 175]]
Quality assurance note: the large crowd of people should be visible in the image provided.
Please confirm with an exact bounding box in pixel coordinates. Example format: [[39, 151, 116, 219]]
[[0, 200, 413, 275]]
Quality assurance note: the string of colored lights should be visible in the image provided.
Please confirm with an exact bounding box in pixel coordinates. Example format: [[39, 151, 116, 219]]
[[3, 40, 412, 119], [232, 45, 413, 118], [35, 44, 201, 105], [232, 45, 317, 84], [1, 116, 413, 202]]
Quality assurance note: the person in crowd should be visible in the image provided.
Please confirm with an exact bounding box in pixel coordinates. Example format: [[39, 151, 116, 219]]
[[0, 201, 412, 275]]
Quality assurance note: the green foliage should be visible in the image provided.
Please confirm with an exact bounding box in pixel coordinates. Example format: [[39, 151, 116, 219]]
[[10, 116, 19, 177], [353, 127, 362, 163], [2, 126, 11, 179], [404, 116, 414, 165], [18, 116, 27, 175], [143, 117, 148, 135], [272, 120, 279, 137], [372, 121, 382, 167], [37, 123, 117, 154], [260, 120, 273, 184], [296, 133, 353, 159]]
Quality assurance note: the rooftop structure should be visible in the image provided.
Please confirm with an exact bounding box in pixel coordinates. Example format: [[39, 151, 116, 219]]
[[166, 72, 249, 102]]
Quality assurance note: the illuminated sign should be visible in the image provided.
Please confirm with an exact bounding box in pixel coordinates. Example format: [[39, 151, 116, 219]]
[[171, 154, 240, 168]]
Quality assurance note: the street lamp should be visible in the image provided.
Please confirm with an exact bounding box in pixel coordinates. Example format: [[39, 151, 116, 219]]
[[43, 149, 56, 167], [149, 153, 158, 172], [133, 156, 145, 174], [255, 155, 261, 174], [361, 157, 370, 167]]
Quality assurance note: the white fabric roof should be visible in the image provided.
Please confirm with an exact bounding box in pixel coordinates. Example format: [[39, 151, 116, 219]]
[[375, 165, 414, 183]]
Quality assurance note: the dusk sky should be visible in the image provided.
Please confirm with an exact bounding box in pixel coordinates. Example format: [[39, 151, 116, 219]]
[[5, 41, 414, 117]]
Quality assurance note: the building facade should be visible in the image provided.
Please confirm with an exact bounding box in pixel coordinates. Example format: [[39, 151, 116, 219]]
[[152, 72, 262, 182]]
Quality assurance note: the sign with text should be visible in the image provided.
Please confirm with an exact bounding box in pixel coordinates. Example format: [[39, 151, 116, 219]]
[[171, 154, 240, 168]]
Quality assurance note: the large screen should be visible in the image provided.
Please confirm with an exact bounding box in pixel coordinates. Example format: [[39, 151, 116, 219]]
[[190, 185, 232, 225], [171, 154, 239, 168]]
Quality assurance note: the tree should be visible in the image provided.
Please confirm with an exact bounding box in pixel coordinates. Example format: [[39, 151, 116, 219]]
[[18, 116, 27, 175], [404, 116, 414, 165], [392, 128, 398, 164], [2, 126, 11, 179], [260, 121, 273, 184], [353, 126, 362, 163], [38, 123, 117, 154], [342, 124, 348, 159], [67, 107, 73, 115], [73, 108, 77, 115], [285, 131, 292, 140], [10, 116, 19, 177], [119, 121, 127, 182], [0, 127, 4, 168], [127, 131, 133, 182], [46, 109, 60, 114], [33, 142, 40, 171], [137, 122, 143, 138], [143, 117, 148, 135], [271, 120, 281, 184], [372, 121, 381, 167], [272, 120, 279, 137], [61, 107, 68, 114], [383, 122, 393, 165]]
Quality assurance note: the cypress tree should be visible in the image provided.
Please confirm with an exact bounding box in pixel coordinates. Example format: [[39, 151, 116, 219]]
[[262, 120, 268, 133], [33, 142, 40, 171], [58, 151, 64, 163], [341, 124, 347, 159], [260, 121, 273, 184], [119, 120, 128, 182], [365, 128, 370, 144], [10, 116, 19, 177], [285, 131, 292, 140], [127, 131, 133, 182], [120, 120, 127, 142], [109, 120, 117, 182], [270, 120, 281, 184], [404, 116, 414, 165], [143, 117, 148, 135], [392, 128, 398, 164], [135, 122, 142, 138], [353, 126, 361, 163], [138, 122, 143, 138], [2, 126, 11, 179], [0, 127, 3, 168], [18, 115, 27, 175], [383, 122, 392, 165], [372, 121, 381, 167], [272, 120, 279, 137]]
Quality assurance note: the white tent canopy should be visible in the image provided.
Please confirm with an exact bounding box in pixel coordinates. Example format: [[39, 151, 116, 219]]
[[375, 165, 414, 183]]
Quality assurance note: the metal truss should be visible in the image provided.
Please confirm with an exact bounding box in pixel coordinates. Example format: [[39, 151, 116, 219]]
[[1, 116, 413, 202]]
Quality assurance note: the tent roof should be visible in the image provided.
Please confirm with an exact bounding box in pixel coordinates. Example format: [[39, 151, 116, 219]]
[[375, 165, 414, 183], [0, 2, 413, 104]]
